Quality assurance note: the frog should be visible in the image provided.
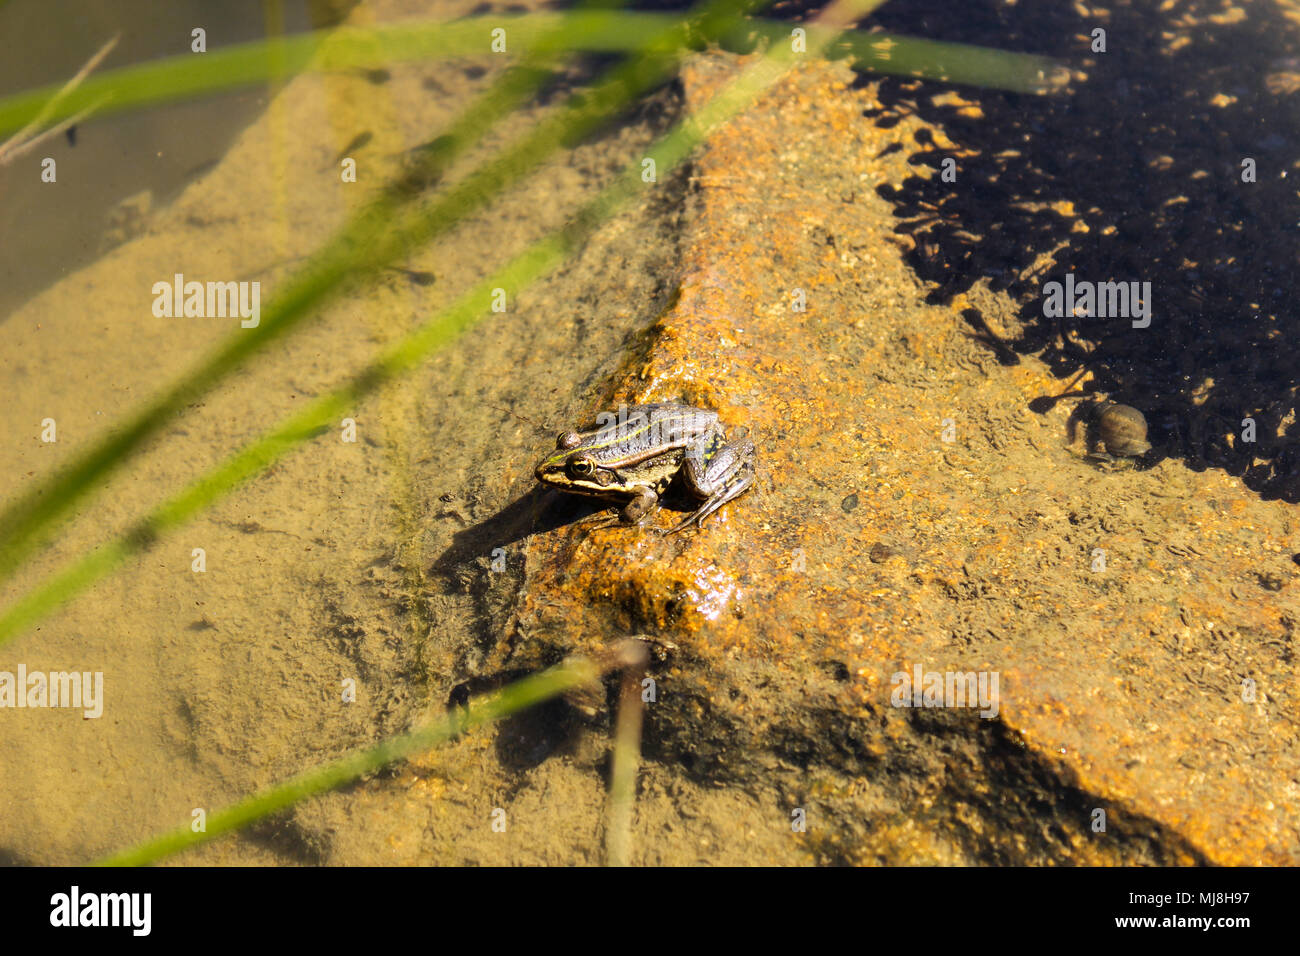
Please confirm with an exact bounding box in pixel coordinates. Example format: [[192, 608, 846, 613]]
[[534, 403, 755, 533]]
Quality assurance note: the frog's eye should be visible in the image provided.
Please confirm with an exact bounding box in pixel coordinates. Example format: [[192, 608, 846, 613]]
[[567, 455, 596, 478], [557, 431, 582, 450]]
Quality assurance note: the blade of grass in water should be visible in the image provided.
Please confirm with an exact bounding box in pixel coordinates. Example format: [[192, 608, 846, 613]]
[[0, 14, 651, 137], [96, 655, 607, 866], [0, 10, 738, 139], [0, 11, 1060, 141], [0, 0, 772, 588], [44, 1, 876, 868]]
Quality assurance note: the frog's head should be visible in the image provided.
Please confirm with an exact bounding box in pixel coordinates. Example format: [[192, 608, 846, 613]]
[[534, 431, 620, 496]]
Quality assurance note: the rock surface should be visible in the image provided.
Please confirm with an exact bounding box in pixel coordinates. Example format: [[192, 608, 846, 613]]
[[506, 55, 1300, 865]]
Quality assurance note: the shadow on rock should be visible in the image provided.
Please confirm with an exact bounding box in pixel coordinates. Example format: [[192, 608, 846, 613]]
[[864, 0, 1300, 499]]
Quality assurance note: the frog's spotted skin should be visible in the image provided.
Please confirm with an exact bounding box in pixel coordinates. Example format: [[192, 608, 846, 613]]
[[534, 403, 756, 532]]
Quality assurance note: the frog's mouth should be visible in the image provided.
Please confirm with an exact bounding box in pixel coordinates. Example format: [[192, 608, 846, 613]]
[[563, 475, 621, 496], [535, 463, 618, 494]]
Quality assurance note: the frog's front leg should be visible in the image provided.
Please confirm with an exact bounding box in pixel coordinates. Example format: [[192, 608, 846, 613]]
[[621, 487, 659, 524], [578, 488, 658, 533], [668, 433, 756, 533]]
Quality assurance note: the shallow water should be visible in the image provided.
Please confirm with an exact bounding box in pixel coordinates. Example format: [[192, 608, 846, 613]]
[[1, 0, 1297, 866]]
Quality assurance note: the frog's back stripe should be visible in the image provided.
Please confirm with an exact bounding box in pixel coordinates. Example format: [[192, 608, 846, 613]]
[[541, 417, 666, 467], [542, 407, 705, 468]]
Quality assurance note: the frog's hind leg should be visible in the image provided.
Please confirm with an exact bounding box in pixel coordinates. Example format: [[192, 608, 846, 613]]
[[666, 435, 756, 534]]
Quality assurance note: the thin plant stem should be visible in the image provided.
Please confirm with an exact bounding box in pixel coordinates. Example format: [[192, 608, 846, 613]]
[[606, 641, 649, 867], [0, 33, 118, 165]]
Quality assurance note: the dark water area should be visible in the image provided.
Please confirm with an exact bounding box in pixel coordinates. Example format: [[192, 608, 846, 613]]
[[861, 0, 1300, 501]]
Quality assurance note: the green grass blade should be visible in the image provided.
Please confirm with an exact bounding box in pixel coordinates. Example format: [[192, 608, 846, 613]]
[[95, 656, 605, 866], [826, 28, 1066, 92], [0, 12, 714, 138], [0, 13, 1064, 141]]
